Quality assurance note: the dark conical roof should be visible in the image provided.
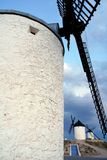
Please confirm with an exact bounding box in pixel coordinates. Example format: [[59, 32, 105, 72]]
[[74, 120, 85, 127]]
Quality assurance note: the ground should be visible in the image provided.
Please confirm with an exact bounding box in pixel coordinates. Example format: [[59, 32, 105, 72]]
[[64, 140, 107, 157]]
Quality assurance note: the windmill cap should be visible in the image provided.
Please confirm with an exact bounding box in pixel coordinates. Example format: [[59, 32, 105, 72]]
[[74, 120, 85, 127]]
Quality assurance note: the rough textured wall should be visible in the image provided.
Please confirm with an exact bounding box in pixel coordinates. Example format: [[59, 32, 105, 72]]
[[0, 14, 64, 160]]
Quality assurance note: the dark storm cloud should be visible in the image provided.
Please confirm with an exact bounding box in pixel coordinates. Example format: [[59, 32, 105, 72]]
[[63, 63, 101, 139], [64, 90, 99, 139], [64, 61, 107, 140], [64, 87, 97, 118]]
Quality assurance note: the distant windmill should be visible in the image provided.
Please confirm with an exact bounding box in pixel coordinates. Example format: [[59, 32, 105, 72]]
[[86, 125, 100, 140], [69, 115, 86, 140], [57, 0, 107, 138], [69, 115, 100, 140]]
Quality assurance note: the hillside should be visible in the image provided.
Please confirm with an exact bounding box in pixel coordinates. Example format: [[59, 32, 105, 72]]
[[64, 140, 107, 157]]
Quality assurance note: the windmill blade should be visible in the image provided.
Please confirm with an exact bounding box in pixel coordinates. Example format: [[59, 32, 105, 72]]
[[86, 124, 96, 132], [71, 115, 75, 122], [74, 33, 107, 138], [57, 0, 107, 138], [57, 0, 101, 49], [69, 124, 73, 134], [57, 0, 101, 29], [86, 124, 94, 133], [57, 0, 85, 49], [71, 115, 73, 121], [72, 0, 101, 28], [85, 124, 100, 140], [85, 124, 90, 133], [69, 115, 75, 134]]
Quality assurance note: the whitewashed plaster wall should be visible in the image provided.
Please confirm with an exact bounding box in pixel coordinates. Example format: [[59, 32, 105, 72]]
[[74, 127, 86, 140], [0, 13, 64, 160]]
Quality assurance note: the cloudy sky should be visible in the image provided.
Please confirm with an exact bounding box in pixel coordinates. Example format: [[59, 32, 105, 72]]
[[1, 0, 107, 140]]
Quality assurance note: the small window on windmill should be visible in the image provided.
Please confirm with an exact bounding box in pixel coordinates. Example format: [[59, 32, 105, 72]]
[[30, 26, 39, 35]]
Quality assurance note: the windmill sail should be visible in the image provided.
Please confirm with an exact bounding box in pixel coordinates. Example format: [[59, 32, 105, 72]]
[[57, 0, 101, 48], [57, 0, 107, 137], [74, 34, 107, 138], [69, 115, 75, 134], [57, 0, 101, 28]]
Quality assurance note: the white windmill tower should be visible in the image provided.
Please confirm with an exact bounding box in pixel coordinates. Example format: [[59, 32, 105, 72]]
[[69, 116, 86, 140], [0, 10, 64, 160], [86, 126, 95, 140], [74, 120, 86, 140]]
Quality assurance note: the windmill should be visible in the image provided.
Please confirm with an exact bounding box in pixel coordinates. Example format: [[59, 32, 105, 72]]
[[57, 0, 107, 138], [69, 115, 100, 140], [69, 116, 86, 140], [86, 125, 100, 140]]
